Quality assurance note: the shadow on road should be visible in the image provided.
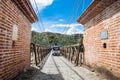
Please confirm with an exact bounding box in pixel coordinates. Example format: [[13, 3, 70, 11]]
[[16, 66, 65, 80]]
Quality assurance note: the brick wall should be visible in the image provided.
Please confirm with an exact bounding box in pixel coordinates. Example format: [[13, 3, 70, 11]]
[[0, 0, 32, 80], [83, 1, 120, 78]]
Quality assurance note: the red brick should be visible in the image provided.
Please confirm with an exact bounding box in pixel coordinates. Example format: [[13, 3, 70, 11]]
[[78, 1, 120, 78], [0, 0, 37, 80]]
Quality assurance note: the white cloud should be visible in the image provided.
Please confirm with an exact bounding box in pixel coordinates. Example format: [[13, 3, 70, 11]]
[[58, 19, 64, 22], [31, 25, 37, 31], [51, 23, 83, 28], [52, 23, 84, 34], [66, 26, 84, 35], [45, 28, 54, 32], [30, 0, 54, 12], [31, 27, 35, 31], [37, 0, 53, 6], [31, 20, 84, 34], [31, 25, 41, 32], [31, 22, 44, 33], [49, 23, 84, 34]]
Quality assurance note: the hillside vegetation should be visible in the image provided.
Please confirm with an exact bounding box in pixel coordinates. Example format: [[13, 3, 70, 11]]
[[31, 31, 83, 46]]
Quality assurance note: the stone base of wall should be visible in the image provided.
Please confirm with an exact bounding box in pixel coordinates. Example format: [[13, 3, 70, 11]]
[[84, 64, 120, 80], [95, 66, 120, 80]]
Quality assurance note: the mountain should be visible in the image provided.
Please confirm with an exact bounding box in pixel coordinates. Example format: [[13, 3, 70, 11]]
[[31, 31, 83, 46]]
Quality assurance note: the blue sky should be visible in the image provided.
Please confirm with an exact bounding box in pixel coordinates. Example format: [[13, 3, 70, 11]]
[[30, 0, 93, 34]]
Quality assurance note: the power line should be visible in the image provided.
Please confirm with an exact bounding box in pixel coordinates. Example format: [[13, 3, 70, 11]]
[[54, 0, 79, 46], [64, 0, 84, 34], [62, 0, 85, 46], [60, 0, 79, 46], [31, 1, 44, 44], [62, 0, 82, 46], [65, 0, 84, 34], [33, 0, 50, 46], [62, 0, 79, 34]]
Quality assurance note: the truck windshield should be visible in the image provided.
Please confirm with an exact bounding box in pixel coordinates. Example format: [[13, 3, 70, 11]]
[[53, 47, 60, 51]]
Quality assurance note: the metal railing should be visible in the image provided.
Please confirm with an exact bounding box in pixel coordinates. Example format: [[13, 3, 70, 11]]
[[30, 43, 51, 66], [60, 44, 84, 66]]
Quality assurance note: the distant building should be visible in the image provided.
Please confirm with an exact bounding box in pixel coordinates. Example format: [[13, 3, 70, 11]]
[[0, 0, 38, 80], [77, 0, 120, 79]]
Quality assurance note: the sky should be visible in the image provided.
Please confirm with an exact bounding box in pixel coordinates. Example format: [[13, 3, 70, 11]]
[[30, 0, 93, 34]]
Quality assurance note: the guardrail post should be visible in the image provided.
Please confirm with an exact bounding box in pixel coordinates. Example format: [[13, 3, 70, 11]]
[[75, 46, 80, 66], [71, 47, 74, 62], [32, 43, 37, 66]]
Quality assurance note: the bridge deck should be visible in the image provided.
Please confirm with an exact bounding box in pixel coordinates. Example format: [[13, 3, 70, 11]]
[[17, 52, 107, 80]]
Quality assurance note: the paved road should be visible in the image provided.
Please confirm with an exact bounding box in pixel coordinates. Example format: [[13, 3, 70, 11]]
[[28, 52, 107, 80]]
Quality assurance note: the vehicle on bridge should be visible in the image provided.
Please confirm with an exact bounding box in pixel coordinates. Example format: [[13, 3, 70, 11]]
[[52, 46, 60, 56]]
